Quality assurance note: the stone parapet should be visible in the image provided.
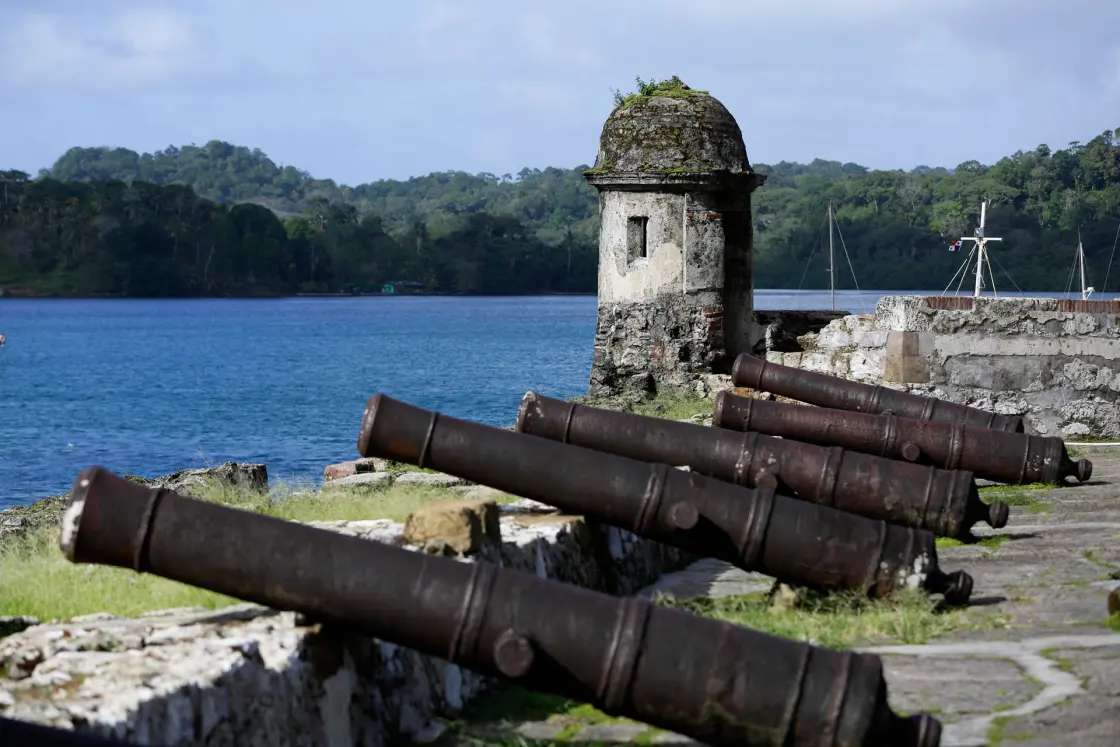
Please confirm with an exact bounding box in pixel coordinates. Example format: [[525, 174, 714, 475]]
[[755, 295, 1120, 438]]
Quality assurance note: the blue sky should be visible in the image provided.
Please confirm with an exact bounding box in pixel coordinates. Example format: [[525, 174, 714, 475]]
[[2, 0, 1118, 185]]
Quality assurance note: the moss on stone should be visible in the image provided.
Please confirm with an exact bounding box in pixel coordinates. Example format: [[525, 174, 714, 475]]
[[612, 76, 708, 107], [593, 76, 750, 175]]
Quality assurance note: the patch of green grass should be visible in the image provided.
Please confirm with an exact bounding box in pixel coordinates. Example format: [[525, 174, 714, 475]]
[[651, 588, 1005, 649], [612, 75, 707, 107], [987, 715, 1012, 744], [1082, 550, 1120, 574], [577, 391, 713, 423], [441, 685, 653, 746], [1107, 615, 1120, 632], [937, 534, 1011, 551], [0, 479, 514, 622], [979, 483, 1052, 509], [988, 708, 1045, 744]]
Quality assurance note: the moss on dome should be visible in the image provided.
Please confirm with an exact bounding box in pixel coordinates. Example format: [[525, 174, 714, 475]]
[[589, 77, 751, 176]]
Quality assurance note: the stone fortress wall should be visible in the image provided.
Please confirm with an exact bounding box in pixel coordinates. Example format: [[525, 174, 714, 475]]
[[752, 295, 1120, 438]]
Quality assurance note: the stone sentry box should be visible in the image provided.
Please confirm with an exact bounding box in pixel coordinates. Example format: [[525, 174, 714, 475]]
[[584, 80, 766, 397]]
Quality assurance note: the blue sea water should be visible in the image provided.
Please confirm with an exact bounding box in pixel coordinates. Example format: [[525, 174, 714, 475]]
[[0, 289, 1110, 508]]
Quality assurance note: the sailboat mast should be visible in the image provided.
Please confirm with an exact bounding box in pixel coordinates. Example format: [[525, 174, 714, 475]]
[[1078, 229, 1088, 301], [828, 201, 835, 311], [973, 201, 988, 298]]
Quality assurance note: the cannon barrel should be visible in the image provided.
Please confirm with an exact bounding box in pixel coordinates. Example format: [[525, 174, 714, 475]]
[[359, 394, 972, 603], [713, 392, 1092, 486], [0, 718, 156, 747], [61, 467, 942, 747], [732, 354, 1025, 433], [516, 391, 1007, 539]]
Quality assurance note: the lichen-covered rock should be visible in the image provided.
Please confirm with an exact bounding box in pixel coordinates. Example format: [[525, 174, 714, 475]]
[[0, 511, 692, 745], [0, 463, 267, 550], [153, 462, 268, 496], [320, 472, 393, 490], [392, 472, 467, 488]]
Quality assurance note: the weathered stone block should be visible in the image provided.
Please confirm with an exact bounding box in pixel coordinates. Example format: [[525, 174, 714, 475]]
[[322, 458, 386, 481], [402, 499, 501, 555], [882, 331, 931, 384], [393, 472, 468, 488]]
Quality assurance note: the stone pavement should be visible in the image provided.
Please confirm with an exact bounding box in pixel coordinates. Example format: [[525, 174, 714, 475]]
[[452, 446, 1120, 746]]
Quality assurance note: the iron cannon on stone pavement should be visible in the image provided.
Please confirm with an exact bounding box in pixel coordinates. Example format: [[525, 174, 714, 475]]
[[712, 391, 1091, 487], [731, 353, 1025, 433], [57, 466, 944, 747], [356, 393, 972, 604], [515, 391, 1007, 541]]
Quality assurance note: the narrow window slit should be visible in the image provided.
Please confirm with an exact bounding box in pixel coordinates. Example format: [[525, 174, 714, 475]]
[[628, 217, 649, 260]]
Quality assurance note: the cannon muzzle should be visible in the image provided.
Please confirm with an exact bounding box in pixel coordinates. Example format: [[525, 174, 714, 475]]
[[732, 354, 1025, 433], [713, 392, 1090, 487], [60, 467, 942, 747], [359, 394, 972, 603], [516, 391, 1006, 539]]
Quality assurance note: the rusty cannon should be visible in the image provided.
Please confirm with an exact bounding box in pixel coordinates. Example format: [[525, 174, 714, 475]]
[[61, 467, 942, 747], [0, 718, 157, 747], [713, 391, 1092, 486], [516, 391, 1007, 540], [359, 393, 972, 603], [732, 353, 1025, 433]]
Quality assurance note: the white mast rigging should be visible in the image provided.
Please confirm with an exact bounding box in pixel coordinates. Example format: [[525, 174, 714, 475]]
[[1077, 228, 1094, 300], [957, 200, 1002, 298], [828, 200, 836, 311]]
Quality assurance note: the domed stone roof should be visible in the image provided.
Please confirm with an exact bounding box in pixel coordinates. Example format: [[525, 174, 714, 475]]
[[589, 78, 751, 175]]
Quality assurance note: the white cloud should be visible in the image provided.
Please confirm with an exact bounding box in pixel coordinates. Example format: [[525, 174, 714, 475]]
[[1, 8, 197, 91]]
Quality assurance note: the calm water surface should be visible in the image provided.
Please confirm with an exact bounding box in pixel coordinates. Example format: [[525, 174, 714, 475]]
[[0, 289, 1109, 508]]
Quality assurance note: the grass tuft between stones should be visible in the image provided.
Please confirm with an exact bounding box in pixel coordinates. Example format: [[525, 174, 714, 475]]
[[0, 479, 516, 622], [572, 391, 714, 423]]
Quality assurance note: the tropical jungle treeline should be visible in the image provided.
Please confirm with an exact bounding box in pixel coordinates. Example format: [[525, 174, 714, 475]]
[[1, 126, 1119, 296]]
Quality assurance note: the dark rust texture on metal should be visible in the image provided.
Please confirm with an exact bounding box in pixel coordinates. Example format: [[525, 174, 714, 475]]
[[61, 467, 942, 747], [357, 394, 971, 603], [0, 718, 156, 747], [516, 391, 1006, 539], [732, 354, 1025, 434], [713, 392, 1092, 487]]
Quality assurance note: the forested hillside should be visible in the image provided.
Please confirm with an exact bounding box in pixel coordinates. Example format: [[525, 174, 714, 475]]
[[2, 126, 1118, 297]]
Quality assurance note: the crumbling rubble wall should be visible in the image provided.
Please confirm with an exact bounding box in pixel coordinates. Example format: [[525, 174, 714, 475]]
[[757, 295, 1120, 438], [0, 495, 691, 746]]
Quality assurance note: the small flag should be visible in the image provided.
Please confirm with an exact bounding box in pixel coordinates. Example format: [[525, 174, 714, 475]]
[[948, 240, 962, 252]]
